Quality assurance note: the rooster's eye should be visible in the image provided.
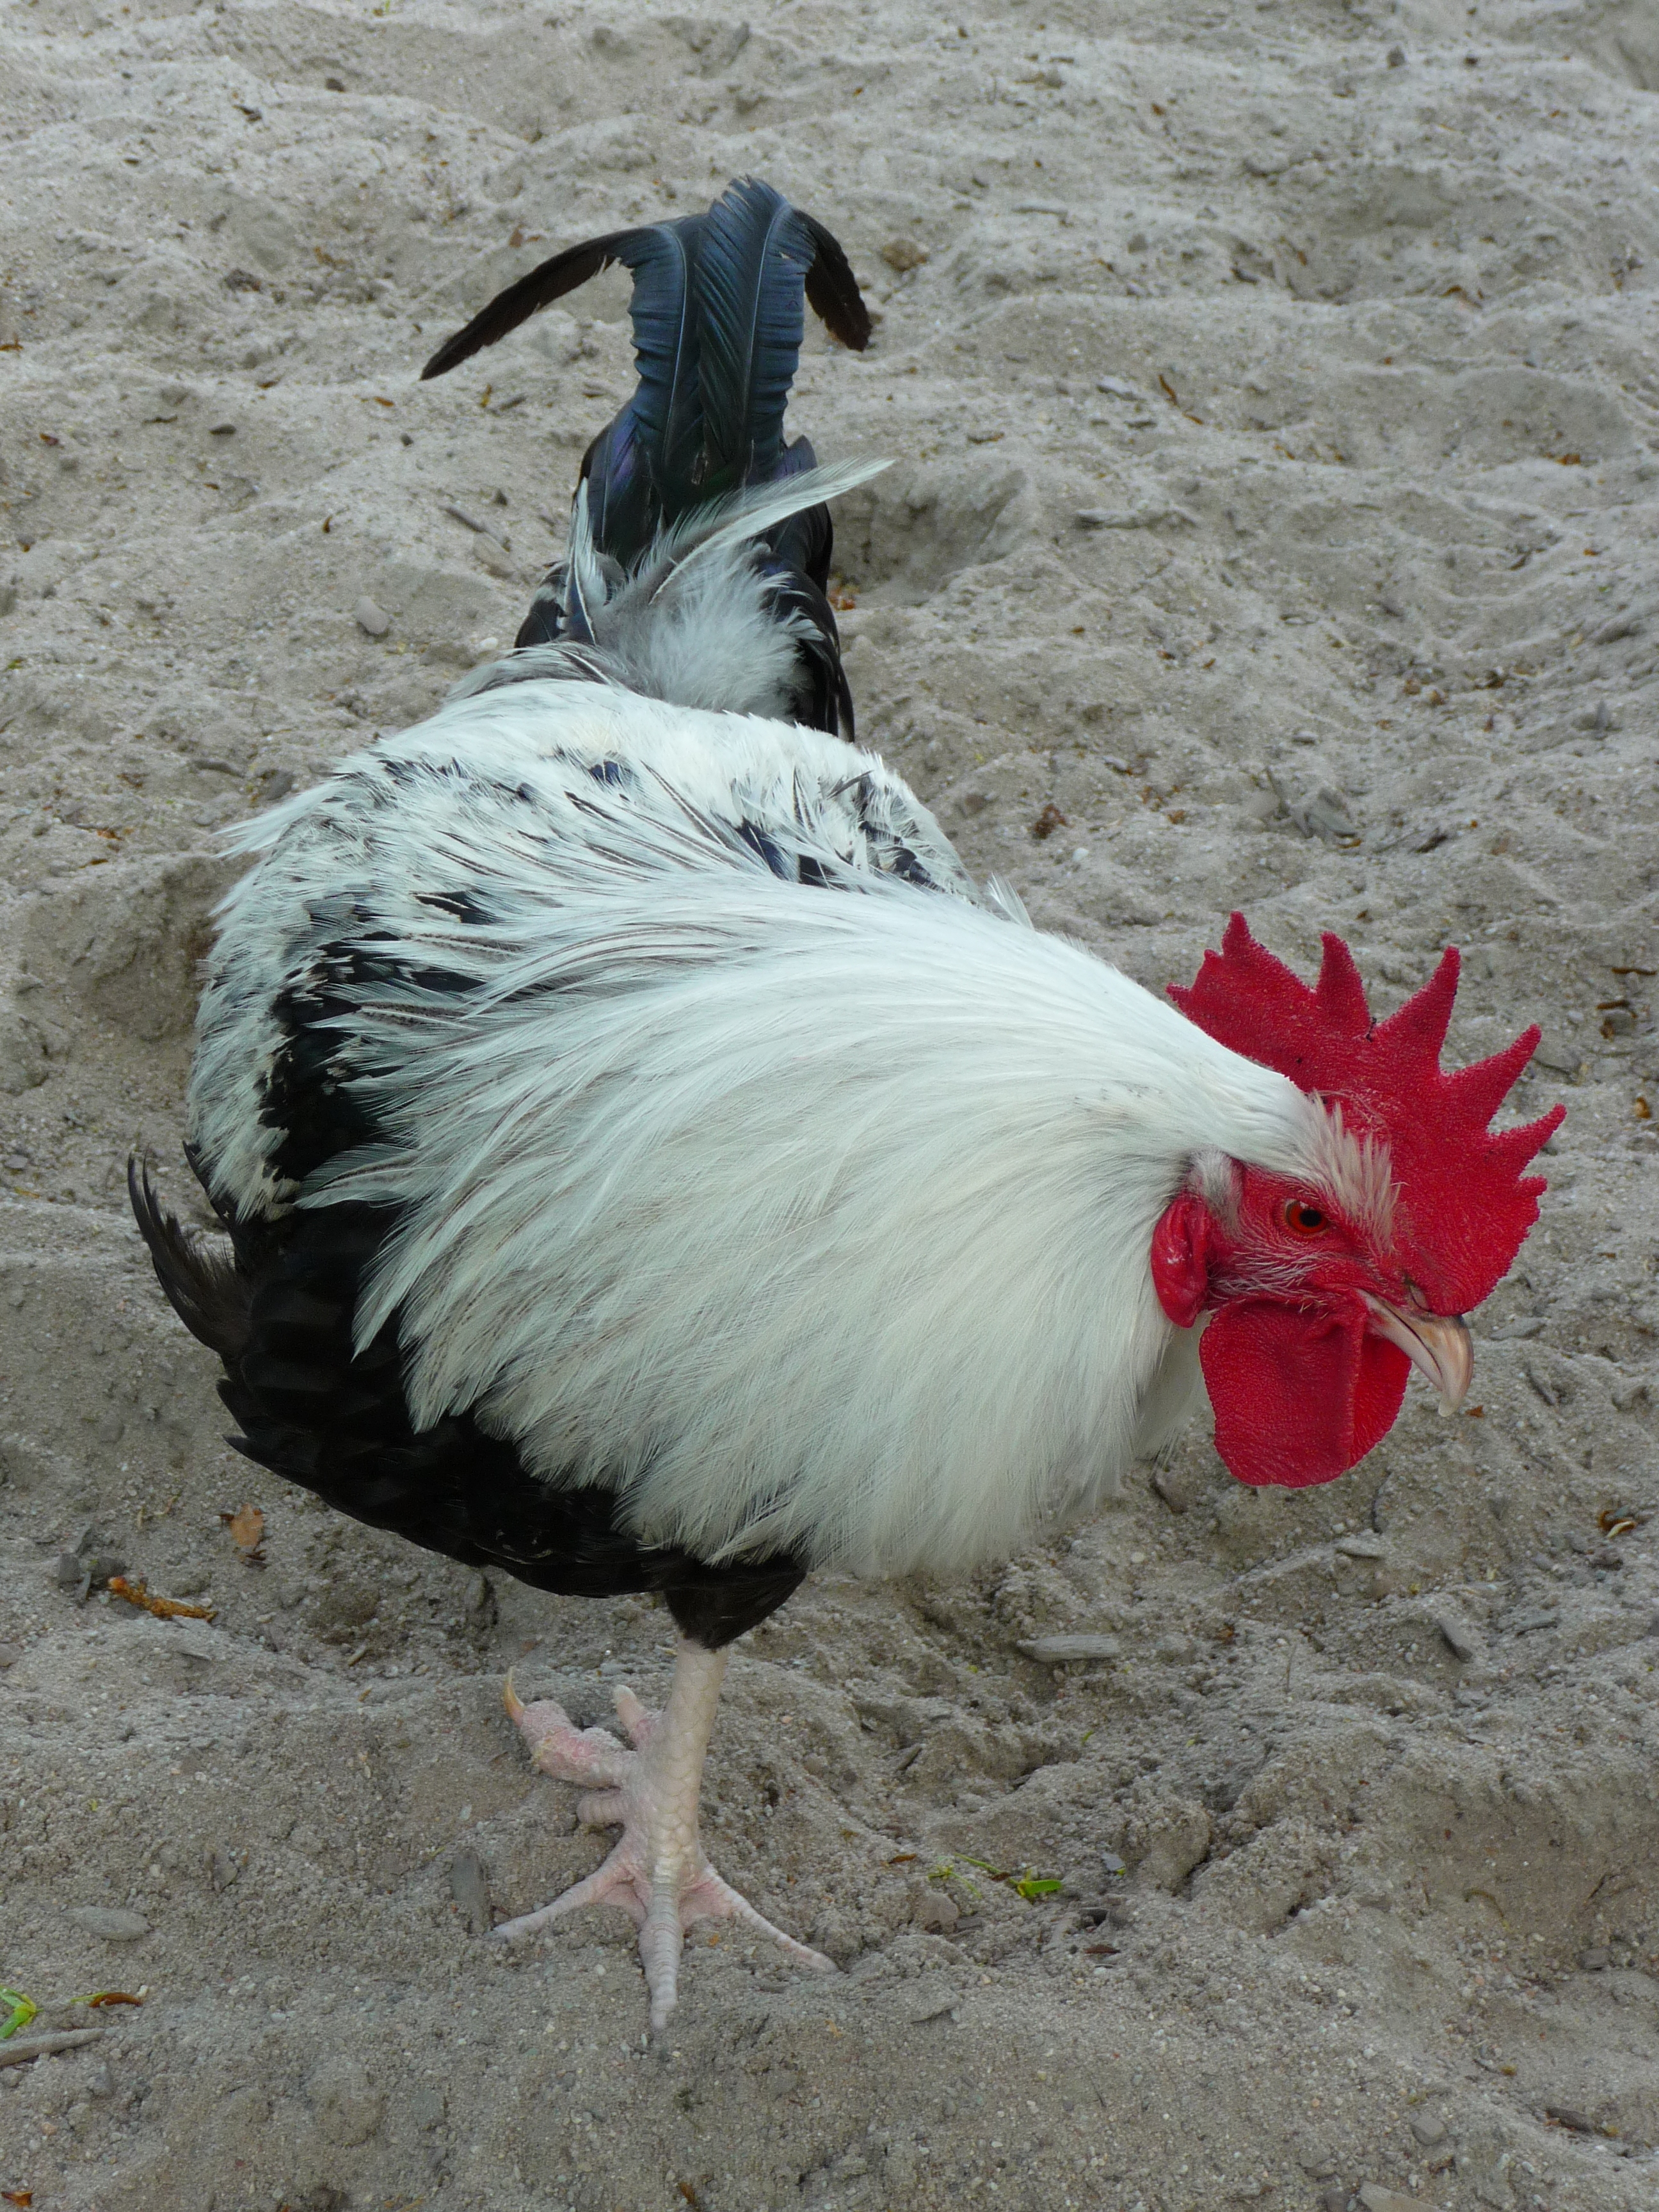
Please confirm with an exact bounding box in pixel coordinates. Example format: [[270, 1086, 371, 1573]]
[[1281, 1199, 1328, 1237]]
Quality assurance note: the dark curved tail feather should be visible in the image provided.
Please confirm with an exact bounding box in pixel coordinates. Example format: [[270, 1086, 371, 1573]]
[[127, 1151, 251, 1364], [422, 177, 869, 561], [800, 214, 870, 352], [694, 177, 810, 490], [420, 184, 869, 391], [419, 233, 629, 381]]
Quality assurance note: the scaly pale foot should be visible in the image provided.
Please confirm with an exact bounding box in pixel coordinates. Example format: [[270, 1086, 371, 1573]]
[[492, 1639, 834, 2030]]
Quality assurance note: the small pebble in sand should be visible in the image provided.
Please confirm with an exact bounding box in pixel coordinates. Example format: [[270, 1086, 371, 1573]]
[[1434, 1611, 1481, 1662], [1019, 1633, 1121, 1664], [1151, 1468, 1187, 1514], [911, 1889, 958, 1933], [1334, 1532, 1385, 1559], [449, 1847, 492, 1935], [66, 1906, 151, 1942]]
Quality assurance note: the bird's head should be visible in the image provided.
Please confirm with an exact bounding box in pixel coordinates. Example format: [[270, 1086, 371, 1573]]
[[1156, 914, 1564, 1489]]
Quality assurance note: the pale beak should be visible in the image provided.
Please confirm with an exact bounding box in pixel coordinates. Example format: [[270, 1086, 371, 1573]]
[[1361, 1297, 1473, 1416]]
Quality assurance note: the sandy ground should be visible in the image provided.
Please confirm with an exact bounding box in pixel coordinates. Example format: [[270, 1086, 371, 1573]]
[[3, 1, 1659, 2208]]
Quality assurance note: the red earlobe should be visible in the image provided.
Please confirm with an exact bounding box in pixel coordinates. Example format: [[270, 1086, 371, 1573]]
[[1151, 1192, 1214, 1329]]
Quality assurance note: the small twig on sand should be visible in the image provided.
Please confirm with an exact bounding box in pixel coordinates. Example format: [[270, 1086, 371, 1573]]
[[0, 2028, 104, 2069], [108, 1576, 216, 1623]]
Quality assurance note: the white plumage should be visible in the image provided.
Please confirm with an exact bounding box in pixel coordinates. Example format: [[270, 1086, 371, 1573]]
[[454, 458, 888, 723], [192, 676, 1320, 1578]]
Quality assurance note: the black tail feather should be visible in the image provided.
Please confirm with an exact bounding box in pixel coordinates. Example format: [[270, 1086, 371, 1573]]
[[421, 178, 870, 554], [419, 231, 639, 381], [423, 177, 872, 741], [694, 177, 807, 490], [801, 214, 872, 353], [127, 1152, 252, 1364], [421, 185, 869, 397]]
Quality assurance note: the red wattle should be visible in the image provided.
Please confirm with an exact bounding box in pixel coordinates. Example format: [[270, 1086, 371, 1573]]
[[1199, 1301, 1412, 1489]]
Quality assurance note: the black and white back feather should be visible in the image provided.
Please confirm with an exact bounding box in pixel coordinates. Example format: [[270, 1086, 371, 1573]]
[[131, 687, 995, 1644]]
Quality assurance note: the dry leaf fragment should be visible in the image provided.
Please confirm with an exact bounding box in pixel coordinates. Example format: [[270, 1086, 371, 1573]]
[[107, 1576, 217, 1623], [220, 1503, 265, 1551], [1599, 1504, 1651, 1535], [3, 2188, 34, 2206]]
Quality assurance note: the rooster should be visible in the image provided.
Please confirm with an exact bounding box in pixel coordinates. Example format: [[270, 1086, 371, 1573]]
[[129, 177, 1562, 2033]]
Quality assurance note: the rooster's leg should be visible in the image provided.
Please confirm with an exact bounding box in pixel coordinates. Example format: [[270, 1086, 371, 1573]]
[[492, 1637, 833, 2030]]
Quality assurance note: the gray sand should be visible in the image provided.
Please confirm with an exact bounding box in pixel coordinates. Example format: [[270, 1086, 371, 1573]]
[[1, 3, 1656, 2208]]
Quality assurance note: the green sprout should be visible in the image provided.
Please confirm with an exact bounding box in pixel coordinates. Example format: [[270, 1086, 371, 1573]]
[[1013, 1874, 1064, 1902], [926, 1855, 1063, 1904]]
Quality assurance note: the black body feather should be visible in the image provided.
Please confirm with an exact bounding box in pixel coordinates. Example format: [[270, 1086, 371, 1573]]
[[129, 1153, 806, 1649], [422, 177, 871, 738]]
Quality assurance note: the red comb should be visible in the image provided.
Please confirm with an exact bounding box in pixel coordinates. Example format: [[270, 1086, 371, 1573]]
[[1170, 913, 1564, 1314]]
